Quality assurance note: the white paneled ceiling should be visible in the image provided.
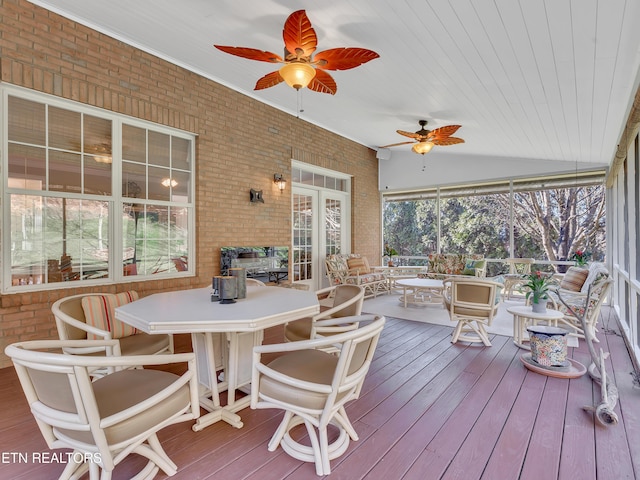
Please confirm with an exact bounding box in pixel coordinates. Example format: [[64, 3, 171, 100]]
[[27, 0, 640, 175]]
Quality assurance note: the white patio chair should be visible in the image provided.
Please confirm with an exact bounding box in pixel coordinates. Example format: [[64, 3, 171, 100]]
[[251, 315, 385, 475], [5, 339, 200, 480]]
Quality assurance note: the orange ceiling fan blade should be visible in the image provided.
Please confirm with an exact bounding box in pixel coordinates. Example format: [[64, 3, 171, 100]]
[[396, 130, 422, 139], [378, 141, 415, 148], [307, 69, 337, 94], [214, 45, 283, 63], [314, 48, 380, 70], [431, 137, 465, 146], [283, 10, 317, 58], [254, 71, 285, 90], [426, 125, 462, 141]]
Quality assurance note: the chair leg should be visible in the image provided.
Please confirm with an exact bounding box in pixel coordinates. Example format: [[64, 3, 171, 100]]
[[318, 424, 332, 476], [268, 411, 295, 451], [334, 406, 359, 441], [451, 319, 466, 344], [453, 319, 492, 346], [59, 452, 90, 480], [144, 433, 178, 475]]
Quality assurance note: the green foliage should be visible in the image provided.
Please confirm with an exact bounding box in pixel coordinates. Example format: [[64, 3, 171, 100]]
[[523, 271, 552, 303], [383, 185, 606, 269]]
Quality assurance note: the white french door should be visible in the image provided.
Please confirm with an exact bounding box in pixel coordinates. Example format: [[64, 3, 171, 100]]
[[292, 186, 350, 291]]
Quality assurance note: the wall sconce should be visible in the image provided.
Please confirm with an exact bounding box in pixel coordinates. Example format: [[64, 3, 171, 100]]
[[274, 174, 286, 193]]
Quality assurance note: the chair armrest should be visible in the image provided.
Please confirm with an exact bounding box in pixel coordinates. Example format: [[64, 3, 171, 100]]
[[255, 315, 378, 355], [12, 339, 194, 368], [313, 292, 363, 321], [553, 288, 587, 301], [55, 312, 113, 340]]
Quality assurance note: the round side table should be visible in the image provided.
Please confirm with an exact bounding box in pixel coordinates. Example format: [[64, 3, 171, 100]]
[[506, 305, 564, 349]]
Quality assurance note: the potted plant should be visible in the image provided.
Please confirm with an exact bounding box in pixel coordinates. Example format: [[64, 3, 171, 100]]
[[570, 249, 591, 267], [383, 244, 398, 267], [524, 271, 551, 313]]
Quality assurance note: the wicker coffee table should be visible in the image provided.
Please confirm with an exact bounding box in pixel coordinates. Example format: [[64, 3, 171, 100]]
[[396, 278, 445, 307]]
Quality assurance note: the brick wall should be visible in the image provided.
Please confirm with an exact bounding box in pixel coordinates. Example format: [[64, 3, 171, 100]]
[[0, 0, 381, 367]]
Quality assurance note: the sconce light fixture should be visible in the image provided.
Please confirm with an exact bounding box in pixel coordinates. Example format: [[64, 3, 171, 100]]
[[274, 174, 286, 192]]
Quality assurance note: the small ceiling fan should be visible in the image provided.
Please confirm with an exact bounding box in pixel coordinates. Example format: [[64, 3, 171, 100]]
[[379, 120, 464, 154], [214, 10, 379, 95]]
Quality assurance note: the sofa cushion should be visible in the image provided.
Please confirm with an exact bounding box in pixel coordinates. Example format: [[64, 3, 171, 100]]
[[581, 262, 609, 294], [326, 254, 349, 273], [560, 267, 589, 292], [462, 259, 486, 276], [347, 256, 370, 274], [428, 254, 464, 275], [82, 291, 139, 339]]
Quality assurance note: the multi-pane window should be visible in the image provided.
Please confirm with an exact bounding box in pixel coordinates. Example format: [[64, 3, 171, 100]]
[[2, 86, 195, 291]]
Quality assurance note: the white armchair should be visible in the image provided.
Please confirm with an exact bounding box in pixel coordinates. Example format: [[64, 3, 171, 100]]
[[53, 292, 173, 357], [5, 339, 200, 479], [251, 315, 386, 475], [284, 285, 364, 345]]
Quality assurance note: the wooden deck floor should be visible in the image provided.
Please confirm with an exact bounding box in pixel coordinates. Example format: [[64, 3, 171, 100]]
[[1, 307, 639, 479]]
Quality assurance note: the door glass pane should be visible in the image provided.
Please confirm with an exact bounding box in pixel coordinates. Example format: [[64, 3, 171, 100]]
[[325, 198, 342, 255], [293, 193, 313, 282]]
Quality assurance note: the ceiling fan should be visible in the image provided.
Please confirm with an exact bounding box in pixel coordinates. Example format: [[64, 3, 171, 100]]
[[379, 120, 464, 155], [214, 10, 379, 95]]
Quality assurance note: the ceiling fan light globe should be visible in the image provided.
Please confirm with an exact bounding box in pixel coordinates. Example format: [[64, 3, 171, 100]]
[[412, 141, 434, 155], [279, 62, 316, 90]]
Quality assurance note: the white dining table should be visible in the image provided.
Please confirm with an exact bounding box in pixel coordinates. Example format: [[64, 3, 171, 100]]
[[115, 285, 319, 431]]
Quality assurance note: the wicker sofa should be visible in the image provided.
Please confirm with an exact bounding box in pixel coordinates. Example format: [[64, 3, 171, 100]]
[[325, 254, 387, 298], [419, 253, 486, 280]]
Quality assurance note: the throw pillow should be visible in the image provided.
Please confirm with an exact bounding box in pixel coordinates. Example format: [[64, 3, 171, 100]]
[[560, 267, 589, 292], [82, 291, 139, 339], [462, 259, 486, 276], [347, 257, 370, 274]]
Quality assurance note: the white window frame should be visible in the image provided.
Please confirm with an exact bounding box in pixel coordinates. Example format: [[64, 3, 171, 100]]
[[1, 84, 196, 293]]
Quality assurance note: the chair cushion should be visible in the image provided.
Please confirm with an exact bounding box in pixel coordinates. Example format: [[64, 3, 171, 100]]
[[118, 332, 171, 356], [260, 349, 348, 410], [347, 257, 370, 274], [82, 291, 139, 339], [343, 272, 385, 285], [59, 369, 190, 445], [560, 267, 589, 292]]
